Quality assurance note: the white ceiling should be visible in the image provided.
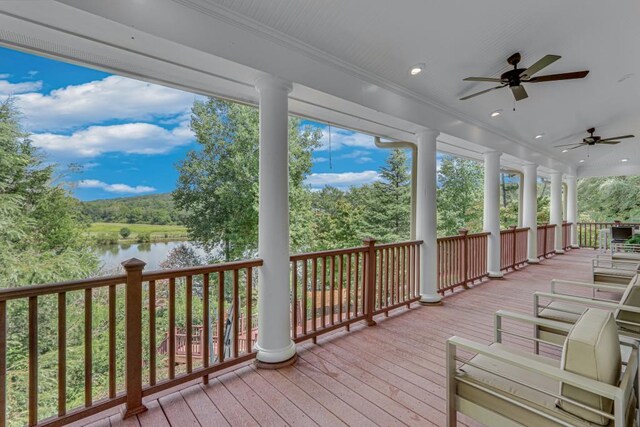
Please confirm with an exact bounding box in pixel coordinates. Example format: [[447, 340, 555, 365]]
[[0, 0, 638, 177], [204, 0, 640, 174]]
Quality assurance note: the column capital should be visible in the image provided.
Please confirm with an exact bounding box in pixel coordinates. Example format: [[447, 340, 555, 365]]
[[255, 74, 292, 94], [549, 171, 563, 178], [483, 150, 502, 159], [415, 128, 440, 143], [565, 174, 577, 181]]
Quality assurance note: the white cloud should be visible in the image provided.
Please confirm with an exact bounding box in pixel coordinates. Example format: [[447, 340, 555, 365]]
[[0, 79, 42, 96], [78, 179, 156, 194], [313, 156, 329, 163], [31, 122, 193, 158], [315, 127, 375, 151], [0, 74, 10, 79], [305, 171, 380, 189], [338, 150, 375, 164], [15, 75, 197, 131]]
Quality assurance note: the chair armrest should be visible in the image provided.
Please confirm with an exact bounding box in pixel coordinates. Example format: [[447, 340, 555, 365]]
[[550, 279, 626, 294], [592, 258, 640, 271], [447, 335, 623, 400], [534, 292, 640, 314], [495, 310, 571, 346]]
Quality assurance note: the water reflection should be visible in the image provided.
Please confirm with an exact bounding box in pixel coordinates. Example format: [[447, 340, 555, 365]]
[[94, 241, 207, 271]]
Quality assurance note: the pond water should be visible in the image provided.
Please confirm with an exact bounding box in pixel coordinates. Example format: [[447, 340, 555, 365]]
[[94, 241, 208, 272]]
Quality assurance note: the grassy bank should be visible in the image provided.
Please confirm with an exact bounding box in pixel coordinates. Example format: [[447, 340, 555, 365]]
[[87, 222, 188, 244]]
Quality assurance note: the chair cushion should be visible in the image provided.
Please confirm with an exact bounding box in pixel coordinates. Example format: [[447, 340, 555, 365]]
[[558, 309, 621, 425], [594, 267, 637, 278], [615, 276, 640, 333], [613, 253, 640, 262]]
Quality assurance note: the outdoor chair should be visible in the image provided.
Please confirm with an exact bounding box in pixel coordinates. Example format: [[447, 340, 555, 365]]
[[601, 252, 640, 263], [534, 275, 640, 348], [593, 258, 640, 285], [447, 308, 638, 426]]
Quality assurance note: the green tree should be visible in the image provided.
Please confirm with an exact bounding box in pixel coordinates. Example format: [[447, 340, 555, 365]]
[[436, 155, 484, 236], [578, 176, 640, 222], [119, 227, 131, 239], [362, 149, 411, 242], [173, 98, 321, 261]]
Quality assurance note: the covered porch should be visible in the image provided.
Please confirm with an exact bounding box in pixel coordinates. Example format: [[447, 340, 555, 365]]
[[75, 249, 594, 427]]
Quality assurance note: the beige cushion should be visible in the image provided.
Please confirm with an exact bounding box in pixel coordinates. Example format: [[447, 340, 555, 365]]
[[594, 268, 636, 286], [558, 309, 621, 425], [615, 275, 640, 332]]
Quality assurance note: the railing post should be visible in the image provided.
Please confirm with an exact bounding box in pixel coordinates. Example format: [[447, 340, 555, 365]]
[[458, 229, 469, 289], [121, 258, 147, 418], [363, 238, 377, 327], [542, 223, 548, 258], [510, 225, 517, 270]]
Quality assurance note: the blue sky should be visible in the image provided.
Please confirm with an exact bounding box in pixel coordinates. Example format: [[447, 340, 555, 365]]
[[0, 46, 406, 200]]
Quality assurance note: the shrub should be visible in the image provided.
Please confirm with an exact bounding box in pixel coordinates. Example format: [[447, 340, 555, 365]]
[[136, 232, 151, 243], [119, 227, 131, 239]]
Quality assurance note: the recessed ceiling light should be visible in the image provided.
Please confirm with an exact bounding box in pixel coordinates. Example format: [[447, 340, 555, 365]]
[[562, 149, 568, 153], [535, 134, 545, 140], [490, 109, 502, 118], [621, 158, 629, 162], [579, 159, 585, 163], [410, 64, 425, 76]]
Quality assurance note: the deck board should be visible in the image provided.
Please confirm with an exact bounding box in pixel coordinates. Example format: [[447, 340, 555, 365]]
[[81, 249, 596, 426]]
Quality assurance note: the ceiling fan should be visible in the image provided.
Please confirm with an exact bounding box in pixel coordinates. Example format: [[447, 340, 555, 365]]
[[555, 128, 635, 150], [460, 52, 589, 101]]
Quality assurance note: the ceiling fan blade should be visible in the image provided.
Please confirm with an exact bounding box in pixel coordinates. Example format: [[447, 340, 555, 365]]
[[527, 71, 589, 82], [568, 144, 585, 150], [511, 85, 528, 101], [598, 141, 620, 145], [554, 143, 584, 148], [521, 54, 561, 78], [459, 85, 505, 100], [463, 77, 503, 82], [599, 135, 635, 142]]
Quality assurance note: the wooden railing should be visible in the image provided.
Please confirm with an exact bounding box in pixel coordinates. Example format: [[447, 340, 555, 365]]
[[436, 230, 489, 294], [290, 239, 422, 344], [577, 221, 640, 248], [562, 222, 572, 250], [0, 258, 262, 426], [536, 224, 556, 259], [500, 226, 530, 272]]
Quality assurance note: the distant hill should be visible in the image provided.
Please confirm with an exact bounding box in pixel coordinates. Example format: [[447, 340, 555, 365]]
[[82, 193, 185, 225]]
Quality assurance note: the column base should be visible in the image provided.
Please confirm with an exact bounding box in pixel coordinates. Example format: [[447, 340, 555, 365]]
[[527, 258, 540, 264], [488, 271, 504, 279], [121, 405, 147, 419], [255, 353, 297, 370], [571, 245, 580, 249], [254, 340, 296, 365], [419, 294, 443, 306], [555, 249, 565, 254]]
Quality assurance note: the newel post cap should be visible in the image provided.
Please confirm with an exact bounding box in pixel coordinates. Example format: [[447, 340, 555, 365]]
[[362, 237, 376, 245], [121, 258, 146, 271], [458, 228, 469, 235]]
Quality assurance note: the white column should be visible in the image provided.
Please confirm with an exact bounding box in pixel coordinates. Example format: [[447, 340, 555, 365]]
[[517, 172, 524, 228], [416, 129, 442, 305], [522, 162, 539, 263], [254, 75, 296, 366], [483, 151, 503, 277], [550, 171, 564, 254], [566, 175, 579, 248]]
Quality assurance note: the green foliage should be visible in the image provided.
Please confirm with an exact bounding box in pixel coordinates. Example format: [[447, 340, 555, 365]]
[[173, 98, 321, 260], [627, 235, 640, 245], [119, 227, 131, 239], [81, 193, 183, 225], [0, 98, 98, 424], [578, 176, 640, 222], [436, 155, 484, 235], [136, 232, 151, 243]]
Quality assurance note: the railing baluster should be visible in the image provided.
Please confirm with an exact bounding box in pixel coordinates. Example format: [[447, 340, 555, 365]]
[[292, 260, 298, 340], [330, 255, 335, 326], [58, 293, 66, 416], [232, 269, 239, 358], [246, 267, 253, 353], [321, 257, 327, 329], [302, 261, 308, 336], [202, 273, 210, 383], [311, 259, 317, 334], [217, 271, 224, 363], [169, 277, 176, 379], [346, 255, 352, 322], [85, 288, 92, 407], [338, 255, 344, 323], [148, 280, 156, 387], [186, 275, 193, 373], [0, 301, 4, 426], [354, 252, 361, 315], [384, 248, 390, 311], [28, 296, 37, 426], [363, 238, 376, 326], [377, 249, 383, 309]]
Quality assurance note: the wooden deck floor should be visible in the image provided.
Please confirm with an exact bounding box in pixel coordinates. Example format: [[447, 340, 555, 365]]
[[78, 249, 597, 427]]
